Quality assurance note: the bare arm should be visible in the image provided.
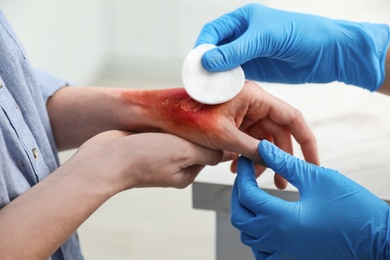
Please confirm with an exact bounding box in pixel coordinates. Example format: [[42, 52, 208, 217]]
[[0, 153, 113, 258], [8, 80, 317, 257], [0, 131, 226, 258], [47, 86, 129, 151], [47, 86, 174, 151], [47, 82, 318, 164], [47, 82, 318, 189]]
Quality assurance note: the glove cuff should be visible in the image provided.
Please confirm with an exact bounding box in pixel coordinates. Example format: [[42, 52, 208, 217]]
[[336, 21, 390, 91]]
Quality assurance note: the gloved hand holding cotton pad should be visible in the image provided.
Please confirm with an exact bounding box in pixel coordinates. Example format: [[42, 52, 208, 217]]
[[181, 44, 245, 105]]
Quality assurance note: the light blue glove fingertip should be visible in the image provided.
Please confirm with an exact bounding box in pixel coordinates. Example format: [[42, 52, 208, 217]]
[[257, 140, 278, 165], [237, 156, 255, 174], [257, 140, 291, 174], [236, 156, 260, 190], [194, 38, 208, 48]]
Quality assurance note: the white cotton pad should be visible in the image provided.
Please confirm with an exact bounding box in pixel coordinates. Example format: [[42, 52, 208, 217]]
[[181, 44, 245, 105]]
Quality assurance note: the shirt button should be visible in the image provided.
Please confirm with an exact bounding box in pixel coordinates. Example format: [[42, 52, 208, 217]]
[[32, 148, 38, 159]]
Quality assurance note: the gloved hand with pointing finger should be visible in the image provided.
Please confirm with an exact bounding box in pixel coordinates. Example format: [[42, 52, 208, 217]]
[[196, 3, 390, 91], [231, 140, 390, 259]]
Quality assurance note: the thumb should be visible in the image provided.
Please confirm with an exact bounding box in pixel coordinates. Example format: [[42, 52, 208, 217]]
[[201, 33, 255, 72], [258, 140, 316, 191]]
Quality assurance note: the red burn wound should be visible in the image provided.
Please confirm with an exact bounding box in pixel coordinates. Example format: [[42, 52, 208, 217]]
[[121, 88, 220, 132], [179, 98, 203, 112]]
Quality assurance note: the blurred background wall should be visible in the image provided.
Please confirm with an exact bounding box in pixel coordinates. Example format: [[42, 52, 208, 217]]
[[1, 0, 107, 84], [2, 0, 390, 86]]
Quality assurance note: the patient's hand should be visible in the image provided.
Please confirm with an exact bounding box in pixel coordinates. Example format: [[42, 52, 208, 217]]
[[121, 81, 319, 189]]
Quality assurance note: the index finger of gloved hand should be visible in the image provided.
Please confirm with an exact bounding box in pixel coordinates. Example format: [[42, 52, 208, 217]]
[[240, 232, 274, 257], [231, 163, 271, 238], [258, 140, 314, 191], [231, 178, 256, 227], [236, 156, 285, 213], [251, 249, 272, 260], [194, 10, 247, 47]]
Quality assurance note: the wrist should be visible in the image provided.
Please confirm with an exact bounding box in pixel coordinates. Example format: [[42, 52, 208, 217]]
[[62, 152, 121, 197], [117, 88, 164, 132], [48, 87, 134, 150], [118, 88, 197, 133]]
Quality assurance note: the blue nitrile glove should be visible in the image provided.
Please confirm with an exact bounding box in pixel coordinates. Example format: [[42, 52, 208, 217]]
[[231, 140, 390, 259], [196, 3, 390, 91]]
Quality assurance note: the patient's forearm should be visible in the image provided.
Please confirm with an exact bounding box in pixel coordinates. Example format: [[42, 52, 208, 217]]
[[47, 86, 150, 151], [0, 156, 114, 259]]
